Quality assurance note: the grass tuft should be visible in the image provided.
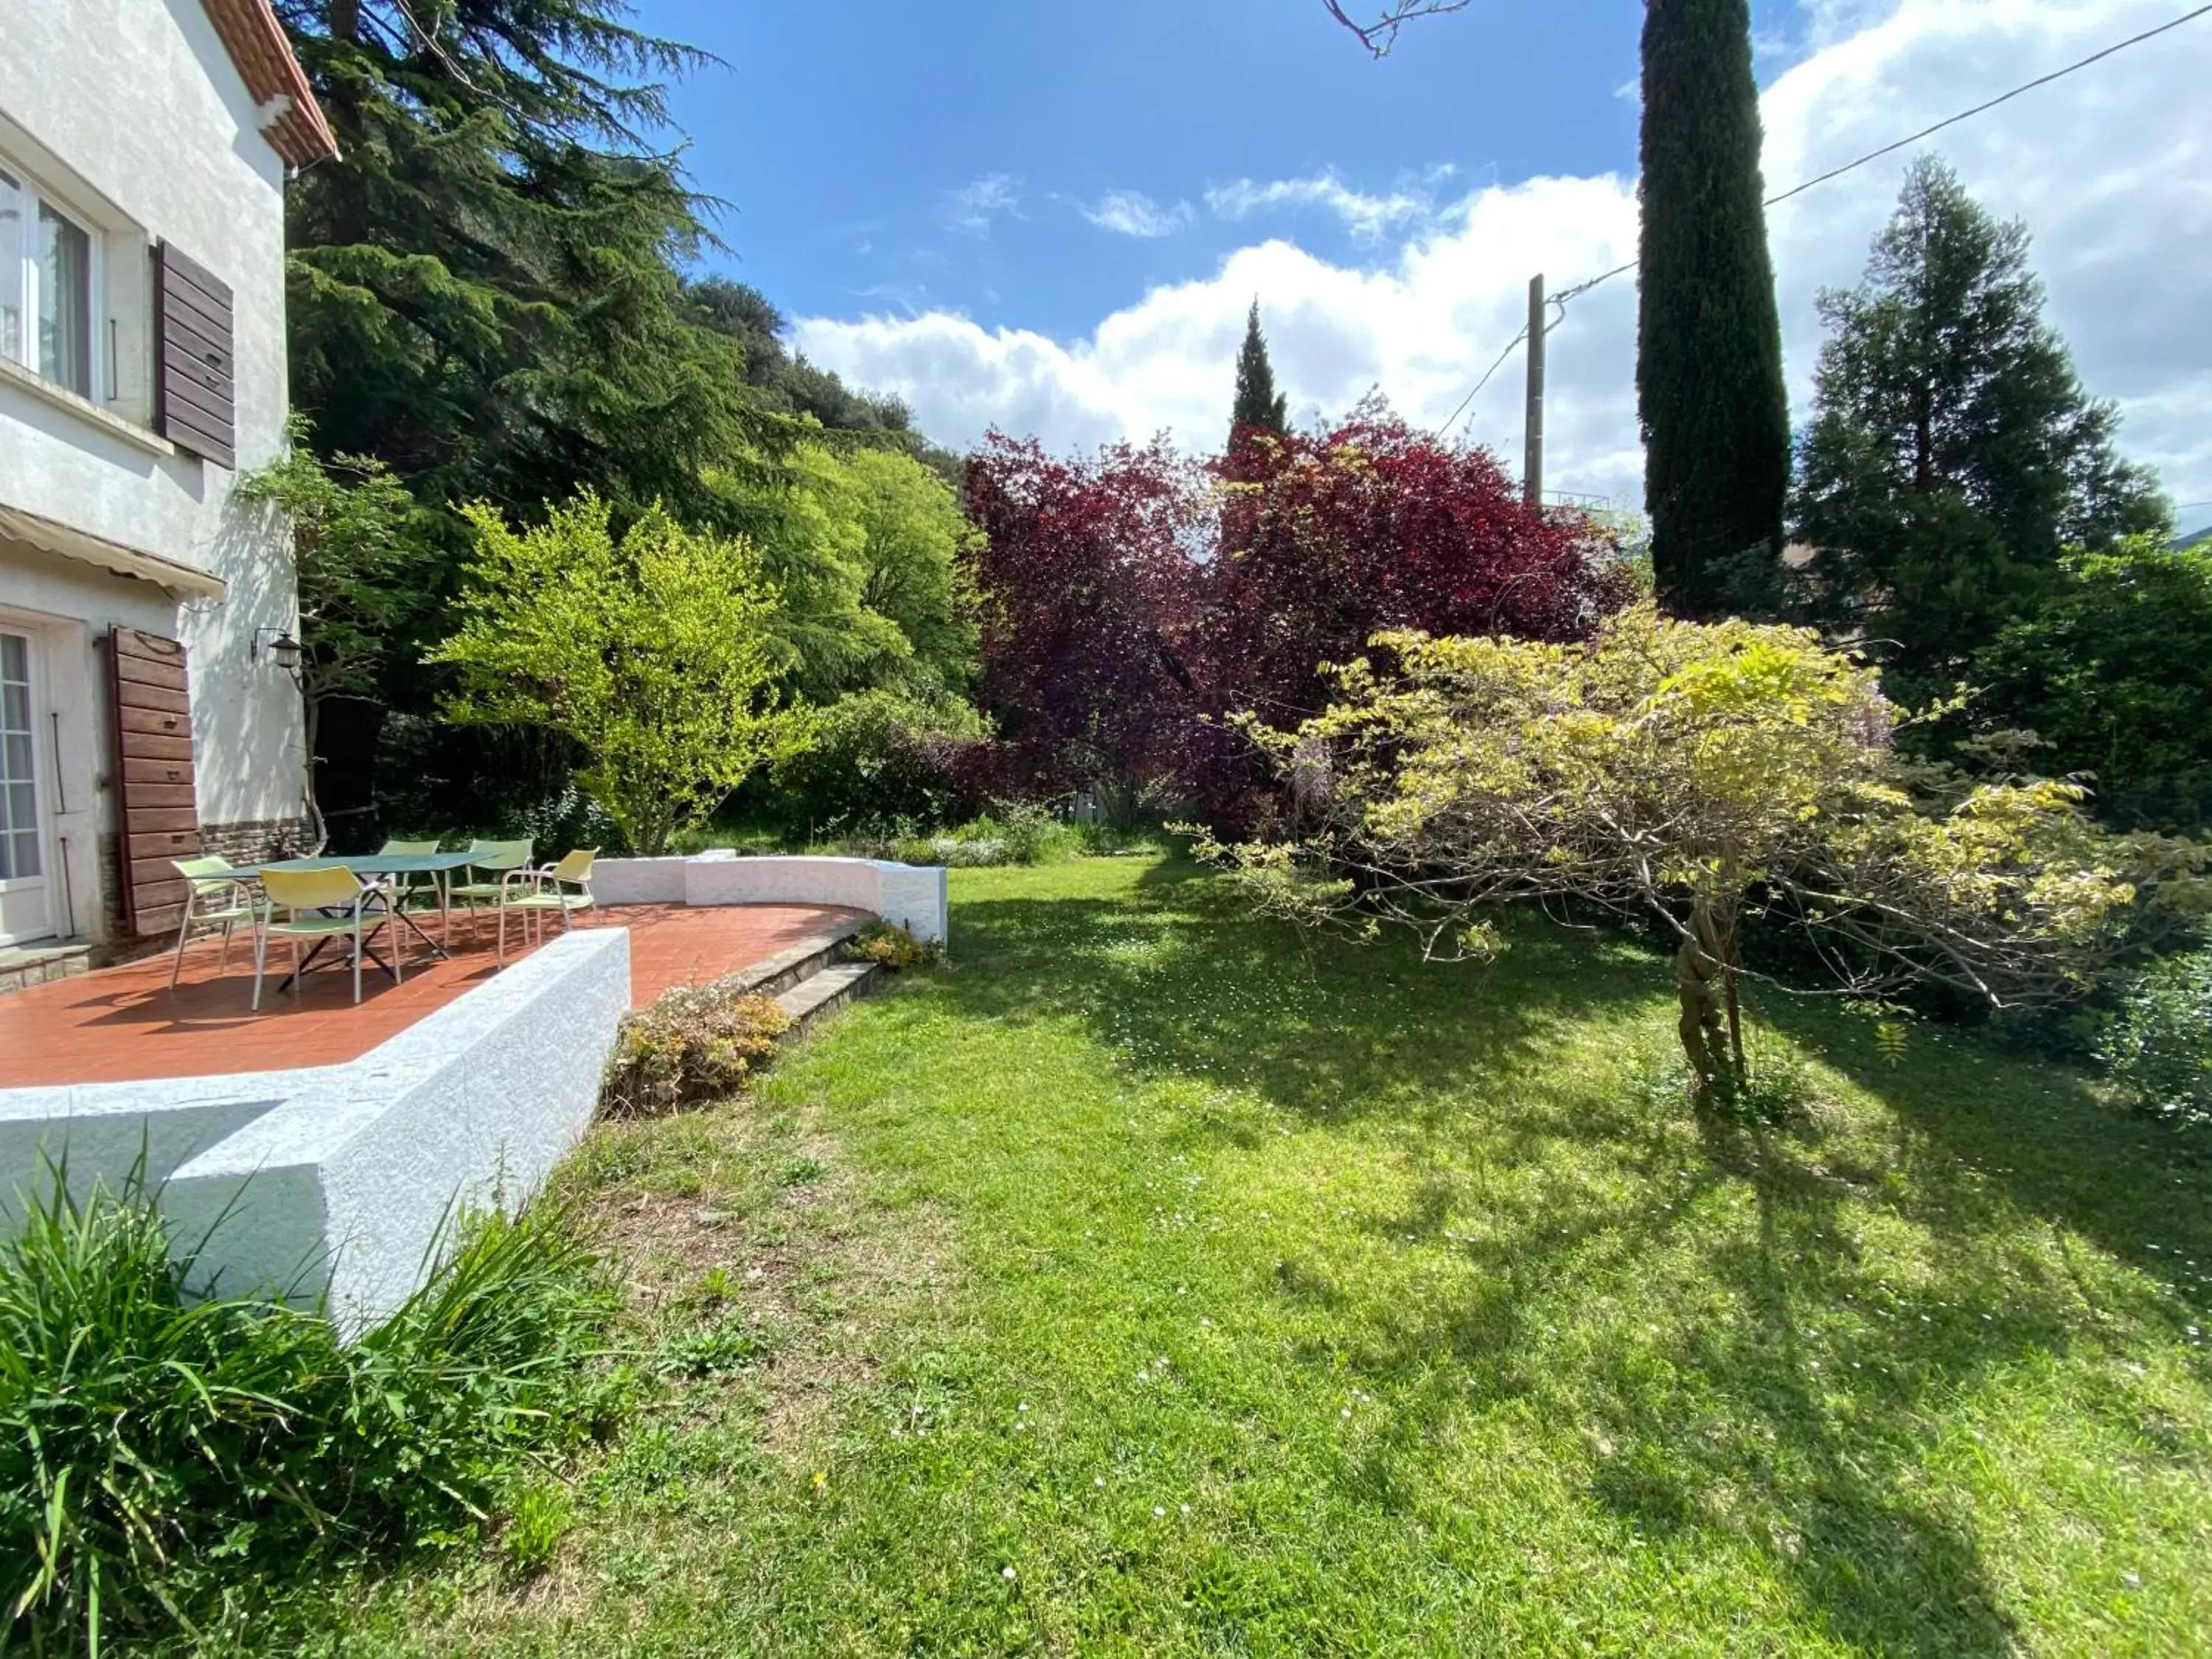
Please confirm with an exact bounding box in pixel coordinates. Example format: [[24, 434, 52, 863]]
[[0, 1175, 614, 1653]]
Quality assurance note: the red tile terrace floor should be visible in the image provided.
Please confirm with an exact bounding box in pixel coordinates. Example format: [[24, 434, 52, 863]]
[[0, 904, 867, 1089]]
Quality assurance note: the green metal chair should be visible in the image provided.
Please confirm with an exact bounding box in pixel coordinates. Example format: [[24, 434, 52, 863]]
[[448, 838, 534, 946], [167, 855, 257, 990], [251, 865, 400, 1010], [499, 849, 599, 959]]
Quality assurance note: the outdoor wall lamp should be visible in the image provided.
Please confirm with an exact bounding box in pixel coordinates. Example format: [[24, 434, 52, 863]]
[[254, 627, 304, 677]]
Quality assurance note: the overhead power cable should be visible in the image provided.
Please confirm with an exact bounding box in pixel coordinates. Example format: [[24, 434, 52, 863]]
[[1434, 1, 2212, 433], [1767, 1, 2212, 210], [1436, 327, 1531, 439]]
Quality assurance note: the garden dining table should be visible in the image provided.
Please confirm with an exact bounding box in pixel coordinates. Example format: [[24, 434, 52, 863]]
[[227, 851, 481, 990]]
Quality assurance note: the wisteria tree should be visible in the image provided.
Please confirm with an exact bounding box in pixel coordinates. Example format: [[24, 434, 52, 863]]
[[1194, 608, 2189, 1083]]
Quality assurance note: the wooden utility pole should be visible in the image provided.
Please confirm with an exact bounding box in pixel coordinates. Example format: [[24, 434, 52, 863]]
[[1523, 273, 1547, 509]]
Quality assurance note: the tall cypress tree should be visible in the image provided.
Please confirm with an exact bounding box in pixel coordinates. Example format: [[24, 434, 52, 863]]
[[1637, 0, 1792, 619], [1229, 300, 1291, 448]]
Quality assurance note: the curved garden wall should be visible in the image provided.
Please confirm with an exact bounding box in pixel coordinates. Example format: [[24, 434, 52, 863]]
[[594, 852, 949, 944]]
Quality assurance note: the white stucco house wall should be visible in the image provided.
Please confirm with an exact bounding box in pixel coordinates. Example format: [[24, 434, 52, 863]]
[[0, 0, 335, 953]]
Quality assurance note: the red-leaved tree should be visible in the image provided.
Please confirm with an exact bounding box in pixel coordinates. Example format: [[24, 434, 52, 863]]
[[964, 433, 1208, 821], [964, 405, 1636, 829], [1193, 403, 1638, 825]]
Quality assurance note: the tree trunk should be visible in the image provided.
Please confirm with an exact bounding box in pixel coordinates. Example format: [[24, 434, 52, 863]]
[[1675, 891, 1744, 1087], [302, 691, 322, 819]]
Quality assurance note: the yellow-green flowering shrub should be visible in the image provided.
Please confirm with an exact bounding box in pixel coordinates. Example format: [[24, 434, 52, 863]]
[[844, 919, 945, 972]]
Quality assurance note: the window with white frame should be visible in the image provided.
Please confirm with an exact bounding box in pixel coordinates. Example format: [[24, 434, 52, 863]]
[[0, 157, 100, 400]]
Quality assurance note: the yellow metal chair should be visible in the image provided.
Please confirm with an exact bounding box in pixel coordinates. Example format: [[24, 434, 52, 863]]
[[251, 866, 400, 1010], [378, 837, 445, 921], [167, 855, 257, 989], [498, 849, 598, 961], [448, 838, 533, 942]]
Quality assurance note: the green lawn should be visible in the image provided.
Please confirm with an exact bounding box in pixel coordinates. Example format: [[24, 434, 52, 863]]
[[310, 855, 2210, 1657]]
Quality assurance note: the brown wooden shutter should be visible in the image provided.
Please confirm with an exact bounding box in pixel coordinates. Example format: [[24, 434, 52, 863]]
[[107, 628, 201, 936], [153, 242, 237, 469]]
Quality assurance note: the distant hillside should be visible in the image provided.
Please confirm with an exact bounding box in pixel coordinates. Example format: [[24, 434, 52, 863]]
[[2177, 524, 2212, 552], [686, 278, 961, 483]]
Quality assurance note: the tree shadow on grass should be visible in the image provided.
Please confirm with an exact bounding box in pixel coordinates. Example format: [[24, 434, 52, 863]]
[[941, 866, 1664, 1137], [1301, 1023, 2207, 1655], [1758, 997, 2212, 1361], [935, 861, 2211, 1654], [1308, 1101, 2051, 1655]]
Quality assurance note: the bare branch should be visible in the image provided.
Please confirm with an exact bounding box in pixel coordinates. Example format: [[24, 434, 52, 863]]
[[1322, 0, 1472, 58]]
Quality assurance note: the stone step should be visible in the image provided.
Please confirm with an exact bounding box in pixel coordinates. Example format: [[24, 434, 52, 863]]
[[773, 960, 882, 1038], [723, 920, 869, 1001], [0, 939, 95, 998]]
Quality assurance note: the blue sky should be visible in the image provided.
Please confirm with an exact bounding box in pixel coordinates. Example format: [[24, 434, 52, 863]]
[[650, 0, 1716, 331], [636, 0, 2212, 514]]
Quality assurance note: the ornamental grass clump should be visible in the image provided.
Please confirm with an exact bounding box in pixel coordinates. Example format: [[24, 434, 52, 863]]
[[0, 1172, 613, 1654], [602, 976, 793, 1117]]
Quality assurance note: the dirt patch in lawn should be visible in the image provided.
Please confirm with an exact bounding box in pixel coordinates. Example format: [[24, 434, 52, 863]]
[[563, 1098, 960, 1465]]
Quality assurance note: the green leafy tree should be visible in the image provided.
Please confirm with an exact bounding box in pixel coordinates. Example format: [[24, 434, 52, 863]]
[[1973, 535, 2212, 831], [770, 689, 990, 835], [1194, 608, 2173, 1082], [1230, 300, 1290, 447], [731, 444, 981, 701], [841, 448, 982, 691], [433, 495, 789, 855], [236, 421, 428, 812], [1792, 158, 2168, 693], [1638, 0, 1792, 619]]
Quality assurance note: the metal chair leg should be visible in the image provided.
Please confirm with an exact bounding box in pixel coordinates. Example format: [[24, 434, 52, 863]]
[[168, 902, 196, 990], [217, 918, 234, 974], [251, 925, 268, 1011]]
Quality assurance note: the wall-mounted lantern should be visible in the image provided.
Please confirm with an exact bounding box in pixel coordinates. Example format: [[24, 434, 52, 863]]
[[253, 627, 303, 680]]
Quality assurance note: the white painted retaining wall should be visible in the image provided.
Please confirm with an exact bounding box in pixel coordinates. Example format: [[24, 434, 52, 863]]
[[0, 929, 628, 1328], [596, 852, 949, 945]]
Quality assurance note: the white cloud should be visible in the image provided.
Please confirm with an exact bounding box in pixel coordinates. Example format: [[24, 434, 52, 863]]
[[945, 173, 1022, 236], [1083, 190, 1195, 239], [801, 0, 2212, 509], [1204, 173, 1437, 243]]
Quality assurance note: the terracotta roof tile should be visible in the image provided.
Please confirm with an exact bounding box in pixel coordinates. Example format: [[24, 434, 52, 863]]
[[198, 0, 339, 166]]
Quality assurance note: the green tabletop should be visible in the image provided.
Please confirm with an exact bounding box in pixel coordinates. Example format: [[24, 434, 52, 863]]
[[228, 852, 484, 879]]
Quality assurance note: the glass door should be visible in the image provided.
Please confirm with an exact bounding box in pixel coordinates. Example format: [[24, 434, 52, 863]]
[[0, 630, 52, 946]]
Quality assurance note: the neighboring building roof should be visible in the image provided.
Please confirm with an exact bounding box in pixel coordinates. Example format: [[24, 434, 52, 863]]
[[199, 0, 339, 167]]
